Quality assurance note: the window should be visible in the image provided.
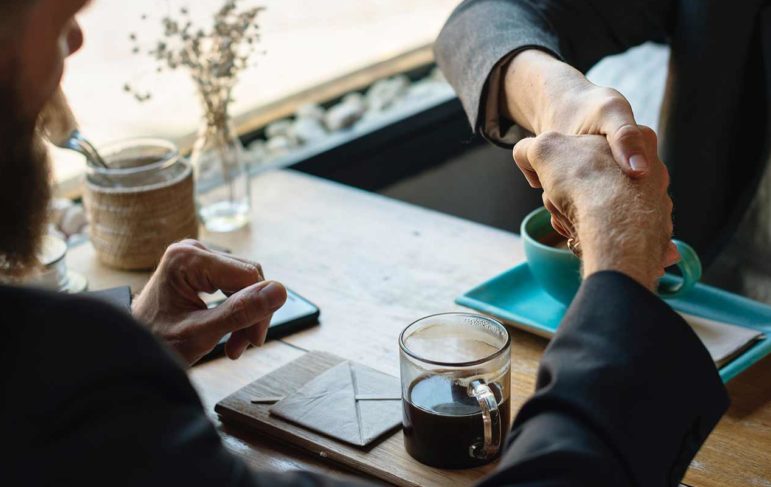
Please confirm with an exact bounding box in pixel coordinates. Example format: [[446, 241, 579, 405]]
[[54, 0, 460, 193]]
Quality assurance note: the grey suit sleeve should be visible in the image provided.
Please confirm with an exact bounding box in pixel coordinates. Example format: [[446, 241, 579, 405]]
[[435, 0, 674, 146]]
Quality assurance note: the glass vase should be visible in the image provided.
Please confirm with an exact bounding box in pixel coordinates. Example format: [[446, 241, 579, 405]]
[[191, 116, 251, 232]]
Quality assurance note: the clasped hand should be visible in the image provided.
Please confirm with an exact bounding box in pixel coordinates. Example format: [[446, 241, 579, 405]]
[[513, 130, 680, 290], [132, 240, 287, 366]]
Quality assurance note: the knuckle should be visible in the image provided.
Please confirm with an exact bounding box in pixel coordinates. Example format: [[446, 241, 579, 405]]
[[596, 89, 631, 115], [638, 125, 658, 143], [178, 238, 202, 248], [530, 131, 562, 161], [537, 131, 562, 146], [613, 123, 643, 145], [242, 263, 263, 281], [163, 241, 198, 264], [161, 243, 208, 282]]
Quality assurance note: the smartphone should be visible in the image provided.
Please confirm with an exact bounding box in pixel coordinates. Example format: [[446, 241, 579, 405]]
[[200, 288, 320, 361]]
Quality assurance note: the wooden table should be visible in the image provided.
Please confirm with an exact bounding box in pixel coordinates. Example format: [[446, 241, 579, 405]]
[[69, 170, 771, 486]]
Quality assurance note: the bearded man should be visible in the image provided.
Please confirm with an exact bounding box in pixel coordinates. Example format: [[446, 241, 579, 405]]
[[2, 1, 727, 486]]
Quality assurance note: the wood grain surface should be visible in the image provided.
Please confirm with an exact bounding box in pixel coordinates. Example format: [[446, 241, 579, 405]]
[[216, 351, 497, 487], [68, 169, 771, 486]]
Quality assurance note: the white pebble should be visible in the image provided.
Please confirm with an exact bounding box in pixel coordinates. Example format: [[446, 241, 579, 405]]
[[46, 223, 67, 242], [266, 135, 297, 157], [342, 92, 365, 108], [265, 119, 294, 139], [358, 109, 389, 126], [48, 198, 74, 226], [366, 75, 409, 112], [325, 101, 365, 131], [401, 80, 452, 105], [292, 117, 328, 143], [247, 139, 269, 163], [295, 103, 325, 121], [60, 205, 88, 237]]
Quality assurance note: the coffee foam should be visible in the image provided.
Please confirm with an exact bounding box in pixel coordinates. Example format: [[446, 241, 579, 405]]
[[404, 322, 502, 363]]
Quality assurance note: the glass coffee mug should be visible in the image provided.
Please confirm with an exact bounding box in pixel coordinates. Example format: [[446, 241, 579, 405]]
[[400, 313, 511, 469]]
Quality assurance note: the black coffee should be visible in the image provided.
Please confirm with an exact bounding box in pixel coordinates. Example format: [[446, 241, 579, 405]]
[[538, 229, 569, 249], [403, 374, 510, 469]]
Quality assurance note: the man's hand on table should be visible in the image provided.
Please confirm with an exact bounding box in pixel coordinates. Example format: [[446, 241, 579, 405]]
[[132, 240, 287, 366], [513, 130, 679, 290]]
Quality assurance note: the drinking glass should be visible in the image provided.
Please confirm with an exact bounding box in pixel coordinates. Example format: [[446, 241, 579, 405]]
[[191, 120, 251, 233], [400, 313, 511, 468]]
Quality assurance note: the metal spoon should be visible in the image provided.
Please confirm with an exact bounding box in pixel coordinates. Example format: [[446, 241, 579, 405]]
[[59, 129, 110, 169], [39, 87, 110, 169]]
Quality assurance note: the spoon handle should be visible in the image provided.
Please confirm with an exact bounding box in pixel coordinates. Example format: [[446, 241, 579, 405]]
[[71, 131, 109, 169], [39, 87, 110, 169]]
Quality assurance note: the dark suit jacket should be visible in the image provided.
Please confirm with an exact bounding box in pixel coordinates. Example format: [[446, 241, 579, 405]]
[[1, 272, 727, 486], [435, 0, 771, 264]]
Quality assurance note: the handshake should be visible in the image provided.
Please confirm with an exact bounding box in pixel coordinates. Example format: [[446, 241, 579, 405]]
[[512, 129, 679, 292], [500, 50, 686, 294]]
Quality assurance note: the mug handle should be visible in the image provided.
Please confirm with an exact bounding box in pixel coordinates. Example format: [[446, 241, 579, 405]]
[[657, 239, 702, 298], [468, 380, 502, 460]]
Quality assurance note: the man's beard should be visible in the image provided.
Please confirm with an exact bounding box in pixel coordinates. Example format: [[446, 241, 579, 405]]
[[0, 73, 52, 279]]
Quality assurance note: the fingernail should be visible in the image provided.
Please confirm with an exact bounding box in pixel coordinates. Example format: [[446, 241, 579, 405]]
[[260, 281, 285, 309], [628, 154, 648, 173]]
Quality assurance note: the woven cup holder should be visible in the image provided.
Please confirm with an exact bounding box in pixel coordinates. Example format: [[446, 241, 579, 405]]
[[83, 139, 198, 270]]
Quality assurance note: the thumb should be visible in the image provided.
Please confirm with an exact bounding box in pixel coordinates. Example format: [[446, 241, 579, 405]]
[[204, 280, 287, 335], [599, 99, 648, 177], [512, 137, 541, 188]]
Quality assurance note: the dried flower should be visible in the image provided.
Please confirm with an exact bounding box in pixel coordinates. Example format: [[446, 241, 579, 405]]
[[124, 0, 265, 129]]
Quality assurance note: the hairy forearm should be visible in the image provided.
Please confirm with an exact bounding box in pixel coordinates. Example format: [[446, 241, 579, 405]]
[[576, 185, 668, 291]]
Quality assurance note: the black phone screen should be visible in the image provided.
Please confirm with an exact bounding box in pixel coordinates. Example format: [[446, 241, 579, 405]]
[[199, 288, 319, 362]]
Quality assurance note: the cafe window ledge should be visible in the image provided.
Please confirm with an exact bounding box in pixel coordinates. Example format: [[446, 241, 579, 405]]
[[53, 44, 458, 200]]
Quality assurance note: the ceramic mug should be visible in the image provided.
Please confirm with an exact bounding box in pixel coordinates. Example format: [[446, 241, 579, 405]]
[[521, 207, 702, 305]]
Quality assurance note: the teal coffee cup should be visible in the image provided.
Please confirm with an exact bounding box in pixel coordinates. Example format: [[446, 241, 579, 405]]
[[521, 207, 702, 305]]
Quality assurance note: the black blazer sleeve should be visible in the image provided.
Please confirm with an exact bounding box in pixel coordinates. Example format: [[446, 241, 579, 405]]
[[478, 271, 729, 487], [85, 285, 132, 312], [2, 287, 368, 487], [434, 0, 675, 134]]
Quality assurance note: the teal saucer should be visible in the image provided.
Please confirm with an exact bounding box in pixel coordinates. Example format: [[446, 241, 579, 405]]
[[456, 262, 771, 383]]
